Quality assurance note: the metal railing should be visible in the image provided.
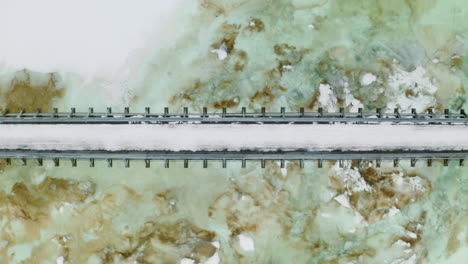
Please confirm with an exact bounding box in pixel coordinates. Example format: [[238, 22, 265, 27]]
[[0, 150, 466, 168], [0, 107, 467, 124]]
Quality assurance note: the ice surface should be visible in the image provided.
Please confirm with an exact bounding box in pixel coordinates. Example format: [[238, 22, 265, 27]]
[[1, 0, 468, 263]]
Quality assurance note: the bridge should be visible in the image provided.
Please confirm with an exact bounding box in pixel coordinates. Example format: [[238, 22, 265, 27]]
[[0, 107, 467, 168]]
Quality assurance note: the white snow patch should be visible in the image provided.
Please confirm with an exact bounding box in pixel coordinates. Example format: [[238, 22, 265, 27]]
[[281, 166, 288, 176], [392, 173, 426, 192], [211, 241, 220, 249], [180, 258, 195, 264], [318, 83, 337, 111], [360, 73, 376, 86], [238, 234, 255, 252], [211, 44, 228, 60], [392, 172, 405, 186], [386, 66, 437, 112], [0, 0, 188, 106], [334, 194, 351, 208], [344, 87, 364, 112], [279, 160, 289, 176], [394, 240, 411, 248], [406, 231, 418, 239], [282, 65, 294, 71], [408, 176, 426, 192], [333, 163, 372, 195], [386, 206, 400, 217], [56, 256, 64, 264], [0, 0, 186, 76]]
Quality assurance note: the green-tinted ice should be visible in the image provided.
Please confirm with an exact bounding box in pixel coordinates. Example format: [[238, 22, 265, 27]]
[[2, 0, 468, 263]]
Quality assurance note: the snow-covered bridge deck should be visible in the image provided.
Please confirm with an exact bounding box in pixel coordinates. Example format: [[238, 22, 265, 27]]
[[1, 109, 468, 167]]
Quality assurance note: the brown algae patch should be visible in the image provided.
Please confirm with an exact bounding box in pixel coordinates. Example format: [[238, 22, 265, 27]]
[[329, 165, 432, 223], [234, 50, 248, 72], [213, 97, 240, 109], [273, 44, 296, 56], [249, 86, 276, 106], [169, 80, 205, 105], [210, 23, 240, 56], [94, 219, 217, 263], [0, 178, 219, 264], [2, 177, 95, 222], [0, 69, 65, 113], [0, 159, 9, 173], [245, 18, 265, 32], [0, 176, 95, 264]]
